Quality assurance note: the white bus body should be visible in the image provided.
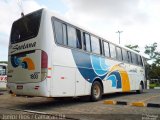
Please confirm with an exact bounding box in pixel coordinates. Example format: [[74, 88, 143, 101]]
[[0, 63, 7, 89], [7, 9, 146, 101]]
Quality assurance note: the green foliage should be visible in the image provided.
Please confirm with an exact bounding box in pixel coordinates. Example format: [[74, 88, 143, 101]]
[[145, 43, 157, 58], [149, 83, 157, 89], [149, 83, 160, 89], [145, 42, 160, 66], [0, 61, 8, 64], [144, 42, 160, 79], [125, 44, 140, 53], [146, 64, 160, 79]]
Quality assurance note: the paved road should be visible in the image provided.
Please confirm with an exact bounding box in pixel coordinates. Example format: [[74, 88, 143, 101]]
[[0, 89, 160, 120]]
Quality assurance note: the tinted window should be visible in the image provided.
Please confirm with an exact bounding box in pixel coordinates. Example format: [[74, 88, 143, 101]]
[[54, 20, 68, 45], [76, 29, 82, 49], [83, 33, 91, 52], [128, 51, 132, 63], [135, 54, 138, 65], [138, 55, 143, 66], [116, 47, 122, 61], [103, 41, 110, 57], [62, 24, 67, 45], [11, 9, 42, 44], [140, 56, 143, 66], [131, 53, 138, 65], [122, 49, 129, 62], [67, 26, 77, 48], [110, 44, 116, 59], [91, 35, 100, 54], [54, 20, 63, 44]]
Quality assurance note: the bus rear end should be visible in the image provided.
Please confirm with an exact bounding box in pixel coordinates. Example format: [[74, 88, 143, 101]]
[[7, 9, 50, 97]]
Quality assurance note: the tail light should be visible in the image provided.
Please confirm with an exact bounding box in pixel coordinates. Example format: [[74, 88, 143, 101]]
[[41, 51, 48, 80], [41, 51, 48, 68]]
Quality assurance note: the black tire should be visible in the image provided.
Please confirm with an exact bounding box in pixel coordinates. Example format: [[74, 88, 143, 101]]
[[90, 81, 102, 102], [136, 83, 143, 94]]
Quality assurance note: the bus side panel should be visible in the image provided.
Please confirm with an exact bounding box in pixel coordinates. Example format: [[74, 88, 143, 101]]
[[50, 46, 77, 97], [71, 50, 132, 94], [50, 66, 76, 97], [75, 68, 86, 96], [128, 65, 142, 90]]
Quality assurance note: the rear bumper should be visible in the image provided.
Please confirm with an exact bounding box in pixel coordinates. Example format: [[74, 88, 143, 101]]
[[7, 80, 50, 97]]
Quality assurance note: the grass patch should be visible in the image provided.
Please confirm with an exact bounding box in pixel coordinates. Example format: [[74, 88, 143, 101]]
[[149, 83, 160, 89]]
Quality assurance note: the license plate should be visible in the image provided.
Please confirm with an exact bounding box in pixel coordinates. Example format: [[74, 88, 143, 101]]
[[17, 85, 23, 89]]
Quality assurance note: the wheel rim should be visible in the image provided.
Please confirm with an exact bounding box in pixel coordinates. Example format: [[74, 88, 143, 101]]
[[93, 84, 100, 98]]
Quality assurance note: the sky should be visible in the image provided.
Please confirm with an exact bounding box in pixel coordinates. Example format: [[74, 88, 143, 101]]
[[0, 0, 160, 61]]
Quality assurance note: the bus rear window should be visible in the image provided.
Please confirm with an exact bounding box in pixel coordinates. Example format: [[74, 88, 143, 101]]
[[11, 9, 42, 44]]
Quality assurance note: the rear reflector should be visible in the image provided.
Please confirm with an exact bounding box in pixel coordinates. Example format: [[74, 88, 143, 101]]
[[41, 51, 48, 68], [61, 77, 65, 79], [48, 68, 52, 70], [47, 76, 51, 78]]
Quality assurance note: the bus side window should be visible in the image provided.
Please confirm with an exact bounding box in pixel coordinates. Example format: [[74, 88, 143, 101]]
[[122, 49, 128, 63], [90, 35, 100, 54], [53, 20, 63, 44], [62, 24, 67, 45], [135, 54, 138, 65], [67, 25, 77, 48], [140, 56, 143, 66], [127, 51, 132, 63], [131, 53, 138, 65], [110, 44, 116, 59], [116, 47, 122, 61], [76, 29, 82, 49], [83, 33, 91, 52], [138, 55, 143, 66], [103, 41, 110, 57]]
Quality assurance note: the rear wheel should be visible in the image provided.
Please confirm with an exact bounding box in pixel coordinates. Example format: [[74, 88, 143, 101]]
[[90, 81, 102, 102], [136, 83, 143, 94]]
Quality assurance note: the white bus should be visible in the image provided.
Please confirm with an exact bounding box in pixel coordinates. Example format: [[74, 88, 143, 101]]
[[0, 63, 7, 89], [7, 9, 146, 101]]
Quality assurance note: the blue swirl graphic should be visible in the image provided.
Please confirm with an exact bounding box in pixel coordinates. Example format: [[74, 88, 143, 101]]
[[107, 75, 117, 87], [106, 70, 122, 88], [91, 55, 109, 76], [11, 56, 20, 67]]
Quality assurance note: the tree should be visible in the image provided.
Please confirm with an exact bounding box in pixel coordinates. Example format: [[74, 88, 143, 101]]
[[144, 42, 160, 79], [146, 63, 160, 79], [144, 42, 160, 66], [125, 45, 140, 53]]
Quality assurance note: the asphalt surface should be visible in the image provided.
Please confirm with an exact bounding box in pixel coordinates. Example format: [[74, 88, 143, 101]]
[[0, 89, 160, 120]]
